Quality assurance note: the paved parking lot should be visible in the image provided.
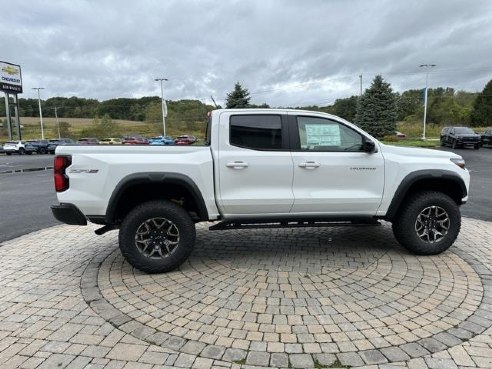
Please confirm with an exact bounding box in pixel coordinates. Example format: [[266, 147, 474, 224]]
[[1, 220, 491, 368], [0, 146, 491, 368]]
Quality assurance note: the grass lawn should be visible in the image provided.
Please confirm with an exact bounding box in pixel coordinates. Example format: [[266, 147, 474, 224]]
[[381, 139, 440, 148]]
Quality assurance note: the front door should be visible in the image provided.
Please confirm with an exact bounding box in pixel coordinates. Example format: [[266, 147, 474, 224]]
[[289, 114, 385, 215]]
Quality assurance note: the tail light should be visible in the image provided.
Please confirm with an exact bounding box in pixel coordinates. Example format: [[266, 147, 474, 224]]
[[54, 155, 71, 192]]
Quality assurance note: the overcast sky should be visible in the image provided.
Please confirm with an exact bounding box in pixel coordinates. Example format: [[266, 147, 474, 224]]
[[2, 0, 492, 107]]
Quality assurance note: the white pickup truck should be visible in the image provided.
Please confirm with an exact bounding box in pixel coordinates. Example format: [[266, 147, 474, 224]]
[[52, 109, 470, 273]]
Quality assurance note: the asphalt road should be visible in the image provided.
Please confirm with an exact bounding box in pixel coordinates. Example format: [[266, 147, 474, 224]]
[[439, 145, 492, 222], [0, 153, 53, 173], [0, 170, 58, 243], [0, 146, 490, 244]]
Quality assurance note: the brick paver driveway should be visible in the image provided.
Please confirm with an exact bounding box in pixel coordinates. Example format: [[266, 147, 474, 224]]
[[1, 219, 491, 368]]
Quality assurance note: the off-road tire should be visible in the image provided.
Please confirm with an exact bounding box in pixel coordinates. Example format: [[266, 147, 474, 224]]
[[119, 200, 196, 273], [392, 191, 461, 255]]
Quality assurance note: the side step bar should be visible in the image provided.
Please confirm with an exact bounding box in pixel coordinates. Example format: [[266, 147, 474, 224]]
[[209, 218, 381, 231]]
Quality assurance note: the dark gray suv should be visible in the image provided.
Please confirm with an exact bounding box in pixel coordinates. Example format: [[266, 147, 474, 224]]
[[440, 126, 480, 149]]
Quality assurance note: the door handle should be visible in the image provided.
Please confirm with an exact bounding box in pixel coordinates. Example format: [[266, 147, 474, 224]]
[[298, 161, 320, 168], [226, 161, 249, 169]]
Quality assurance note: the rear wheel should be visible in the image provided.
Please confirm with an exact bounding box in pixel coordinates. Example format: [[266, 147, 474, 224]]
[[392, 191, 461, 255], [451, 140, 457, 149], [474, 144, 480, 150], [6, 152, 11, 156], [119, 200, 196, 273], [19, 148, 25, 155]]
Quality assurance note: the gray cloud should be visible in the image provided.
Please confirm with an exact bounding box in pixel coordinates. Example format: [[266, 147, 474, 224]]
[[2, 0, 492, 107]]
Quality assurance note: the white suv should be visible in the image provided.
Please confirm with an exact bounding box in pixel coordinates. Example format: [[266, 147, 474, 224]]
[[3, 140, 32, 155]]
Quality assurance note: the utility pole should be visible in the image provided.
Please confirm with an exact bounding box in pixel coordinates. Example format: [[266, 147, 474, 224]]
[[33, 87, 45, 139], [359, 74, 362, 96], [54, 106, 60, 139], [154, 78, 168, 136], [419, 64, 436, 140]]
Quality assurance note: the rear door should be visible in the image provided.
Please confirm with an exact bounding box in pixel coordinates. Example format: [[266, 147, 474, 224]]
[[216, 111, 294, 216]]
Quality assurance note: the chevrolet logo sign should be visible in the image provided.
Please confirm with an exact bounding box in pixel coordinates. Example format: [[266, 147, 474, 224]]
[[2, 66, 19, 75]]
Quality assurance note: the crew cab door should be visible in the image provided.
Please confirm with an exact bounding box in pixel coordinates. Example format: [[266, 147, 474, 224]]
[[215, 112, 294, 216], [289, 114, 384, 215]]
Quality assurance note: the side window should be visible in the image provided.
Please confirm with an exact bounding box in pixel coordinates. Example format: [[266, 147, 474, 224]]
[[230, 115, 282, 150], [297, 116, 363, 152]]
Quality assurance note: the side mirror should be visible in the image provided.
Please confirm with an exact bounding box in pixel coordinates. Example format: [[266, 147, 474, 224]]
[[363, 139, 376, 153]]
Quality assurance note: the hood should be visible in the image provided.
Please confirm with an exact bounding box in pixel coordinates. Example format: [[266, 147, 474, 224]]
[[380, 143, 462, 159]]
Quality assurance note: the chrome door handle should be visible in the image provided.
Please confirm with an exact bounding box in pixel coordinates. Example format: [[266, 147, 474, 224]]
[[226, 161, 249, 169], [298, 161, 320, 168]]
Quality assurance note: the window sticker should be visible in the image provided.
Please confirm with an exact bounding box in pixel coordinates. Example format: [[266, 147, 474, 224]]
[[305, 124, 341, 146]]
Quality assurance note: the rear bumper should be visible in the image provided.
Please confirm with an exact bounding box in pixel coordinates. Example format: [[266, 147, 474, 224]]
[[51, 203, 88, 225]]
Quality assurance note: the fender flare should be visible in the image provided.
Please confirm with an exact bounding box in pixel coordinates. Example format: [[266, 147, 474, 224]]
[[105, 172, 209, 223], [386, 169, 467, 220]]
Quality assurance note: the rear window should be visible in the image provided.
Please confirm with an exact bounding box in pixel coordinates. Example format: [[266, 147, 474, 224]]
[[230, 115, 282, 150]]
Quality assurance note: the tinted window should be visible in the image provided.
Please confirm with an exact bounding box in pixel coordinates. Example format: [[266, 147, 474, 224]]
[[297, 116, 363, 151], [230, 115, 282, 150], [454, 127, 475, 134]]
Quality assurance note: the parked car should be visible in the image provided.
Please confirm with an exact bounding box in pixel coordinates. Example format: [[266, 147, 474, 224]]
[[25, 139, 50, 154], [100, 138, 122, 145], [481, 128, 492, 146], [52, 108, 471, 274], [440, 126, 480, 149], [2, 140, 36, 155], [149, 136, 175, 145], [48, 138, 74, 154], [395, 131, 406, 140], [77, 138, 99, 145], [174, 135, 197, 145], [122, 136, 149, 145]]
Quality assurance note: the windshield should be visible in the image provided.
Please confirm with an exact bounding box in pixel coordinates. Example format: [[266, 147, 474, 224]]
[[455, 127, 475, 134]]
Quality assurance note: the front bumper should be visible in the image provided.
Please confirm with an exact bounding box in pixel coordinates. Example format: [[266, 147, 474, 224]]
[[51, 203, 88, 225]]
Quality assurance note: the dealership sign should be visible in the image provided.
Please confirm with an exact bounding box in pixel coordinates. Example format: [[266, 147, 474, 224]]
[[0, 61, 23, 93]]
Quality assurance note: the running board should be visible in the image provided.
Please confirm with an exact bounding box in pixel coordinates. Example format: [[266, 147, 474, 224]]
[[209, 218, 381, 231]]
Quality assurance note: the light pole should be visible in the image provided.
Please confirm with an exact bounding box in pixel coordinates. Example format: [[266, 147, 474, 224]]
[[154, 78, 168, 136], [33, 87, 45, 139], [419, 64, 436, 140], [54, 106, 60, 139]]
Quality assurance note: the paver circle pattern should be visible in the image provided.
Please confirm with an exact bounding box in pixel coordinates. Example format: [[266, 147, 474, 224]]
[[80, 219, 492, 367]]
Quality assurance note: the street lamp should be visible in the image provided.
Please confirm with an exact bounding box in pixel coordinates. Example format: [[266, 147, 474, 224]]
[[32, 87, 45, 139], [154, 78, 168, 136], [419, 64, 436, 140]]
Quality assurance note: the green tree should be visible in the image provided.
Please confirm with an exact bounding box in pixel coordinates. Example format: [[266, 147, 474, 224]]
[[80, 114, 119, 138], [225, 82, 251, 108], [354, 75, 397, 138], [51, 121, 72, 138], [471, 79, 492, 127], [330, 96, 358, 121]]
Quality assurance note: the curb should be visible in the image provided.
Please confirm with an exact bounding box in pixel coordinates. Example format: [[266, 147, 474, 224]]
[[0, 166, 53, 175]]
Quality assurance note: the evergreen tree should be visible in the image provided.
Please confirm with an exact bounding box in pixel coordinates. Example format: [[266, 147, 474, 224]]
[[471, 79, 492, 127], [225, 82, 251, 108], [355, 75, 397, 138]]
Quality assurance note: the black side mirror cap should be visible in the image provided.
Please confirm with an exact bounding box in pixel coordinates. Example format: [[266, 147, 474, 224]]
[[363, 139, 376, 153]]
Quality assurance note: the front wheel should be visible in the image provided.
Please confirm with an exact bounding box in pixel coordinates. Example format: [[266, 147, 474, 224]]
[[451, 140, 457, 149], [392, 191, 461, 255], [119, 200, 196, 273], [19, 148, 25, 155]]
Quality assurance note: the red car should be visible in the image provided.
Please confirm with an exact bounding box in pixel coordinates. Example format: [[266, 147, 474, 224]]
[[174, 135, 197, 145], [121, 136, 149, 145]]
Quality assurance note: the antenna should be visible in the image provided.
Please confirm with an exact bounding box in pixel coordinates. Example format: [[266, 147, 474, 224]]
[[210, 95, 218, 109]]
